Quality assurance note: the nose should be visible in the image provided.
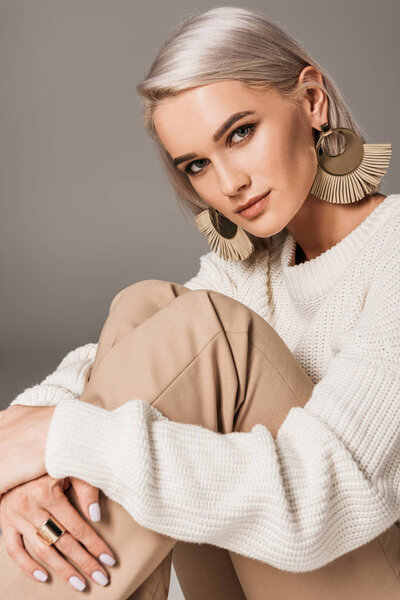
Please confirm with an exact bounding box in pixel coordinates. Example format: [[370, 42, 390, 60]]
[[215, 159, 251, 198]]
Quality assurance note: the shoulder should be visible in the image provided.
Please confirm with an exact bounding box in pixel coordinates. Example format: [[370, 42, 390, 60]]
[[372, 203, 400, 274], [352, 195, 400, 283]]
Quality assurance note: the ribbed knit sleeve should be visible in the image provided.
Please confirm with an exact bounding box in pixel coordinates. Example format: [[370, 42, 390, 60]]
[[9, 343, 98, 408], [44, 246, 400, 572]]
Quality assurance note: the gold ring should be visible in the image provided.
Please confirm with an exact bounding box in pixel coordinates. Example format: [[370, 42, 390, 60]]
[[36, 516, 66, 546]]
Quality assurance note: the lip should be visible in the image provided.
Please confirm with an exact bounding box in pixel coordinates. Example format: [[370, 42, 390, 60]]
[[236, 191, 271, 218], [236, 190, 271, 213]]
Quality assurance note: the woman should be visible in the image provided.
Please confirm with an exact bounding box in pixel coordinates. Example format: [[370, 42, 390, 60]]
[[1, 5, 399, 599]]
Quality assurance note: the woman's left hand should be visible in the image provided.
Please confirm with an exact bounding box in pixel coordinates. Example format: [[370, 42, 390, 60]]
[[0, 404, 56, 495]]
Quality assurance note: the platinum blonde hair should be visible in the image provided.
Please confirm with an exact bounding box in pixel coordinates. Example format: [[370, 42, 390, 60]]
[[136, 6, 379, 254]]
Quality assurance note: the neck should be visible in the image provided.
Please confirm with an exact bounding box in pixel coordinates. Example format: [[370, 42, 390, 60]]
[[286, 193, 387, 264]]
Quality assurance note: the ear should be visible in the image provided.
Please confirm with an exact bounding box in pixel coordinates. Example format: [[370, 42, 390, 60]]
[[297, 65, 329, 133]]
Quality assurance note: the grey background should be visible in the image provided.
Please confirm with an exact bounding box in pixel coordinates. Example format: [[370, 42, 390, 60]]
[[0, 1, 399, 598]]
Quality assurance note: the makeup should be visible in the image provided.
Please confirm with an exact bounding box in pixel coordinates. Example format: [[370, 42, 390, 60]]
[[237, 191, 271, 218]]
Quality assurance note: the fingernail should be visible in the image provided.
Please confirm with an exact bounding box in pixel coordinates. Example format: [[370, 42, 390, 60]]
[[69, 575, 86, 591], [33, 569, 48, 582], [92, 570, 109, 586], [99, 552, 115, 566], [89, 502, 101, 522]]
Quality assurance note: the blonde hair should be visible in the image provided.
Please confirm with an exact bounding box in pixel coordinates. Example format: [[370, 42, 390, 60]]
[[136, 6, 380, 255]]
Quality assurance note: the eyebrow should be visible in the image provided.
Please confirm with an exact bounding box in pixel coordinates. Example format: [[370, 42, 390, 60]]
[[172, 110, 256, 167]]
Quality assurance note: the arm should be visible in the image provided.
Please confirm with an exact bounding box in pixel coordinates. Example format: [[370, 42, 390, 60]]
[[44, 250, 400, 572], [9, 343, 98, 408], [2, 344, 98, 496]]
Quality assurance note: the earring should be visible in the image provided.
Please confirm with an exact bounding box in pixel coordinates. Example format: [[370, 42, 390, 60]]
[[194, 206, 255, 261], [310, 122, 392, 204]]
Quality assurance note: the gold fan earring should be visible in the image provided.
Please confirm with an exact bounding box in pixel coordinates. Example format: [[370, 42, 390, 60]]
[[310, 122, 392, 203], [194, 206, 255, 262]]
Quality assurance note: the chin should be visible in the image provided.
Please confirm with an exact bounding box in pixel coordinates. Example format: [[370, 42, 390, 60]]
[[242, 218, 281, 239]]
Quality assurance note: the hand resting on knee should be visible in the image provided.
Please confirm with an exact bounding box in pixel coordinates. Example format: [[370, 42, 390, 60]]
[[0, 474, 116, 592]]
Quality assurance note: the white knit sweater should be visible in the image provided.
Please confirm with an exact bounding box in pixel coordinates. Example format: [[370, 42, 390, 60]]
[[9, 193, 400, 572]]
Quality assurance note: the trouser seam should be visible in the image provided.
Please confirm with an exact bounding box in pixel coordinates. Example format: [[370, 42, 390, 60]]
[[93, 284, 180, 380], [206, 291, 308, 406], [150, 329, 224, 406], [149, 326, 306, 415], [250, 340, 307, 408], [376, 535, 400, 582], [151, 572, 164, 600]]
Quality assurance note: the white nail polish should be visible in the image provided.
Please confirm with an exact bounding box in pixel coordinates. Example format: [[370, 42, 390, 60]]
[[33, 569, 48, 582], [69, 575, 86, 591], [89, 502, 101, 522], [92, 570, 109, 586], [99, 552, 116, 566]]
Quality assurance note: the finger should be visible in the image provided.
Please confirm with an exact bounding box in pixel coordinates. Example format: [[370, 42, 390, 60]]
[[48, 492, 116, 568], [1, 524, 49, 583], [21, 518, 89, 592], [33, 507, 111, 588], [60, 477, 71, 493], [69, 477, 101, 522]]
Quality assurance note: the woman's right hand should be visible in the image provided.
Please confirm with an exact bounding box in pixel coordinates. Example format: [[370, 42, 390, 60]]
[[0, 474, 116, 592]]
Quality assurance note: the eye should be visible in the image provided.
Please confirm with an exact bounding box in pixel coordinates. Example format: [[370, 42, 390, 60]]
[[185, 158, 208, 176], [229, 124, 255, 144], [184, 123, 257, 176]]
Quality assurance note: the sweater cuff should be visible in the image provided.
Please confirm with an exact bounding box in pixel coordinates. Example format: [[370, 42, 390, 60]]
[[45, 397, 117, 487], [10, 385, 76, 407]]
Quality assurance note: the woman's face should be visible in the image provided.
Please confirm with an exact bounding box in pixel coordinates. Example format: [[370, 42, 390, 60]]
[[153, 74, 327, 239]]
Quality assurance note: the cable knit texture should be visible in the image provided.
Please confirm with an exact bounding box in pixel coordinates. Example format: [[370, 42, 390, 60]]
[[9, 193, 400, 572]]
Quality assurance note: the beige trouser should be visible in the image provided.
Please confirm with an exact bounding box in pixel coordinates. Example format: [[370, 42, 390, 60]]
[[1, 279, 400, 599]]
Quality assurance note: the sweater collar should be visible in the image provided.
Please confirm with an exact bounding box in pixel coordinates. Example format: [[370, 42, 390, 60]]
[[280, 193, 400, 303]]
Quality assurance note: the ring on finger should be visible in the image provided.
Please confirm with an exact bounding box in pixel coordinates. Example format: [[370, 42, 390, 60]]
[[36, 516, 67, 546]]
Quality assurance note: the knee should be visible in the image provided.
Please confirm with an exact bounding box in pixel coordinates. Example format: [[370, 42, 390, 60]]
[[108, 280, 211, 316], [109, 279, 169, 314], [173, 288, 232, 313]]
